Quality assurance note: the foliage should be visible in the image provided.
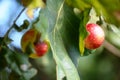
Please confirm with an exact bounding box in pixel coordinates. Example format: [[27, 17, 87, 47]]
[[0, 0, 120, 80]]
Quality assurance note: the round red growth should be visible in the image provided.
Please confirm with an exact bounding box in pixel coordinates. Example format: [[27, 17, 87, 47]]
[[84, 23, 105, 49], [35, 41, 48, 56]]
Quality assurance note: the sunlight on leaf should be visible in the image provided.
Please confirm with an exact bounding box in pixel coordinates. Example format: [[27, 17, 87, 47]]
[[22, 0, 46, 19], [26, 9, 34, 19], [56, 63, 65, 80]]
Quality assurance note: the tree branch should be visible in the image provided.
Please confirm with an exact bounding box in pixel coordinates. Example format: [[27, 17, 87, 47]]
[[4, 7, 26, 42], [103, 40, 120, 57]]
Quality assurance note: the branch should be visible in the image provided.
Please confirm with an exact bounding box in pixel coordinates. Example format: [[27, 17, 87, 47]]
[[103, 40, 120, 57], [7, 7, 26, 34], [4, 7, 26, 41], [14, 7, 26, 23]]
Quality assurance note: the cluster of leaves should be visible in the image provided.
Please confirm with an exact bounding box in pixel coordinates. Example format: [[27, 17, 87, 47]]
[[0, 0, 47, 80], [29, 0, 120, 80], [66, 0, 120, 25], [0, 0, 120, 80]]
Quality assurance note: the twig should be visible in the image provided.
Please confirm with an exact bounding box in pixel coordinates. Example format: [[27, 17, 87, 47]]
[[103, 40, 120, 57], [14, 7, 26, 23], [4, 7, 26, 40], [7, 7, 25, 33]]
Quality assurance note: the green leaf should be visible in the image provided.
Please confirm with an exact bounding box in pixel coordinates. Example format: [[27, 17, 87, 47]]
[[66, 0, 91, 10], [0, 36, 13, 45], [0, 69, 9, 80], [21, 68, 37, 80], [79, 9, 90, 56], [1, 46, 37, 80], [0, 48, 7, 71], [3, 47, 22, 75], [49, 31, 80, 80], [34, 0, 80, 80], [66, 0, 120, 26], [0, 37, 4, 45], [56, 65, 65, 80], [91, 0, 120, 26]]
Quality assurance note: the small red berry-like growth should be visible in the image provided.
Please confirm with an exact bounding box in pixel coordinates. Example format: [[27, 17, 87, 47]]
[[34, 41, 48, 57], [84, 23, 105, 49], [21, 29, 49, 58]]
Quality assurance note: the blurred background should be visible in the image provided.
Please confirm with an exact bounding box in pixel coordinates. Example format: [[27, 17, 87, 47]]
[[0, 0, 120, 80]]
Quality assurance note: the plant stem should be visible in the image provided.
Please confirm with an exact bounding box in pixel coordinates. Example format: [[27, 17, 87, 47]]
[[6, 7, 25, 35], [14, 7, 26, 23], [3, 7, 26, 42], [103, 40, 120, 57]]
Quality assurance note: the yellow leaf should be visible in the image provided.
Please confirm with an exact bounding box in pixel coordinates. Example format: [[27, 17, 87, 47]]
[[21, 29, 40, 52], [29, 53, 40, 58], [22, 0, 46, 8], [26, 9, 34, 19], [28, 0, 46, 9], [22, 0, 46, 19], [79, 36, 85, 56]]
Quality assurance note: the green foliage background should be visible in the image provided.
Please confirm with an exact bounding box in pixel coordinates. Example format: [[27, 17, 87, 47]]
[[0, 0, 120, 80]]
